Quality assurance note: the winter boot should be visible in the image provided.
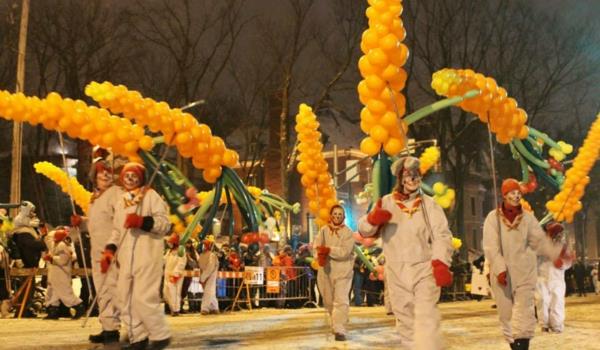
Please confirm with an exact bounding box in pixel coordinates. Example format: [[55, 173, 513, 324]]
[[513, 338, 530, 350], [121, 338, 149, 350], [44, 305, 60, 320], [89, 331, 105, 343], [334, 333, 347, 341], [148, 337, 171, 350], [89, 330, 120, 344], [71, 302, 85, 319]]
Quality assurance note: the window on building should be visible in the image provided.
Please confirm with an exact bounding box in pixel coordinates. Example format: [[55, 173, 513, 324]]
[[473, 229, 478, 249], [471, 197, 476, 217]]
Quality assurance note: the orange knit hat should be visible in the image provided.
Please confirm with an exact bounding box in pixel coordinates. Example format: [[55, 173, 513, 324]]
[[501, 178, 521, 196]]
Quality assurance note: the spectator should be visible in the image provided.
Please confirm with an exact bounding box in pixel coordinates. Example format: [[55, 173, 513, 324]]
[[573, 259, 587, 297], [163, 233, 186, 316]]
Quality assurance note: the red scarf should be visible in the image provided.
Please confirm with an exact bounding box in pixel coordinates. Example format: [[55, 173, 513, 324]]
[[328, 222, 346, 237], [393, 191, 422, 217], [499, 202, 523, 229]]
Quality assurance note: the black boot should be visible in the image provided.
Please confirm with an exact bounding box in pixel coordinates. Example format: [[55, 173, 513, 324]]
[[89, 330, 120, 344], [44, 306, 60, 320], [71, 302, 85, 319], [148, 337, 171, 350], [89, 331, 105, 343], [513, 338, 530, 350], [122, 338, 149, 350]]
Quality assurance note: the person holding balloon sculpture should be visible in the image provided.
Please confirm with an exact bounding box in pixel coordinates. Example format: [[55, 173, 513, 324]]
[[358, 156, 454, 350], [198, 235, 220, 315], [313, 204, 355, 342], [101, 162, 172, 350], [163, 232, 186, 316], [483, 178, 573, 350]]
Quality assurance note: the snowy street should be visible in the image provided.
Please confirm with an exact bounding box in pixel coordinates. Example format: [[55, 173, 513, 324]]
[[1, 295, 598, 349]]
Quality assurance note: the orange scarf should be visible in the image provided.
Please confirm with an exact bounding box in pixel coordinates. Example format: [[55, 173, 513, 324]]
[[123, 188, 145, 208], [393, 192, 422, 217], [327, 222, 346, 237]]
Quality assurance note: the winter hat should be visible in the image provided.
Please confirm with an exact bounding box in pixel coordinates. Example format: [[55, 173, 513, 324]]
[[390, 156, 420, 178], [501, 178, 521, 196], [119, 162, 146, 186], [89, 160, 113, 183]]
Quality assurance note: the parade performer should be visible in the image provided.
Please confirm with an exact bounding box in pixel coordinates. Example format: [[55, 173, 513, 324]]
[[198, 235, 219, 315], [72, 154, 123, 344], [358, 156, 454, 350], [483, 178, 571, 350], [102, 162, 171, 350], [43, 228, 85, 319], [163, 233, 186, 316], [314, 204, 355, 341], [536, 223, 572, 333]]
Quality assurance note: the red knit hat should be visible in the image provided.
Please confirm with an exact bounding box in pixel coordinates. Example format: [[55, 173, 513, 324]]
[[501, 178, 521, 196], [119, 162, 146, 186]]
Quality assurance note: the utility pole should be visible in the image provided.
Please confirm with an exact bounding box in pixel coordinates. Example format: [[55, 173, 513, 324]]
[[9, 0, 30, 215]]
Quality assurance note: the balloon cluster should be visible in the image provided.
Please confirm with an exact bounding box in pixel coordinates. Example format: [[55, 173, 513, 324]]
[[357, 0, 409, 156], [451, 237, 462, 250], [169, 214, 201, 237], [520, 198, 533, 213], [431, 68, 529, 144], [546, 114, 600, 223], [432, 182, 456, 209], [548, 141, 573, 162], [34, 161, 91, 214], [0, 90, 151, 160], [85, 81, 239, 183], [295, 104, 338, 226], [240, 232, 270, 245], [419, 146, 440, 174]]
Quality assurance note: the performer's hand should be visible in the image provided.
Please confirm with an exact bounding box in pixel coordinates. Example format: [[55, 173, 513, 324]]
[[316, 246, 331, 267], [70, 214, 82, 227], [367, 200, 392, 226], [100, 245, 116, 273], [169, 275, 181, 284], [124, 213, 144, 229], [497, 271, 508, 286], [544, 222, 564, 240], [42, 254, 53, 262], [431, 259, 453, 287]]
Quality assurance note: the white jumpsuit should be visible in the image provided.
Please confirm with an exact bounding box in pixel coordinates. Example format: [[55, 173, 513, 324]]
[[591, 267, 599, 295], [536, 257, 572, 332], [198, 250, 219, 313], [109, 189, 171, 343], [45, 241, 82, 307], [163, 249, 186, 313], [358, 194, 453, 350], [86, 185, 123, 331], [483, 209, 562, 343], [313, 224, 355, 336]]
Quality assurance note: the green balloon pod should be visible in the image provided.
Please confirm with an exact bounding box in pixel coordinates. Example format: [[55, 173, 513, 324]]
[[261, 193, 293, 211], [518, 154, 530, 184], [158, 180, 186, 222], [353, 245, 375, 273], [528, 127, 561, 150], [404, 89, 481, 126], [371, 158, 381, 203], [164, 161, 194, 189], [178, 188, 216, 255], [223, 167, 260, 230], [224, 186, 235, 238], [198, 176, 225, 239], [420, 181, 434, 196], [140, 151, 183, 192], [513, 139, 550, 169], [222, 177, 254, 231], [378, 151, 392, 196]]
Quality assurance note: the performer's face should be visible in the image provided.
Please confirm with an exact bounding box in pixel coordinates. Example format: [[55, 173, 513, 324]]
[[504, 189, 522, 207], [401, 169, 421, 194], [330, 207, 345, 225], [122, 171, 141, 191], [96, 168, 113, 191]]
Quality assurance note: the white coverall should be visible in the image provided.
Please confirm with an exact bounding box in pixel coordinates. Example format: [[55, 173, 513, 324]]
[[45, 241, 82, 307], [358, 194, 453, 350], [591, 267, 599, 295], [536, 257, 572, 332], [163, 249, 186, 313], [86, 185, 123, 331], [483, 209, 562, 343], [197, 250, 219, 313], [313, 224, 355, 336], [109, 189, 171, 343]]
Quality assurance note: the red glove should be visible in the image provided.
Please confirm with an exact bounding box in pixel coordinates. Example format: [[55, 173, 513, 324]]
[[100, 249, 115, 273], [124, 213, 144, 229], [367, 200, 392, 226], [497, 271, 508, 286], [316, 246, 331, 267], [553, 258, 564, 269], [169, 275, 181, 284], [43, 254, 53, 262], [70, 215, 82, 227], [545, 222, 564, 239], [431, 259, 453, 287]]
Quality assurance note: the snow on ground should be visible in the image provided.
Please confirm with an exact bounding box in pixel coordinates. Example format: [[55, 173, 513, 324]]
[[1, 295, 598, 349]]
